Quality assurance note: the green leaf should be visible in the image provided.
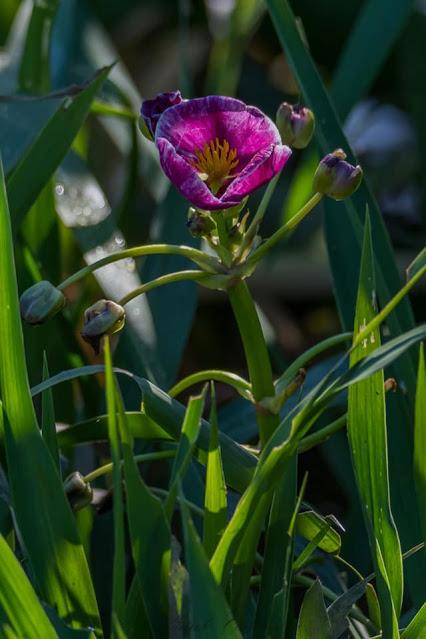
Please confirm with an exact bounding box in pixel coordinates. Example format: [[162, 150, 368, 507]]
[[0, 534, 57, 638], [42, 353, 60, 471], [414, 344, 426, 547], [178, 483, 242, 638], [295, 511, 341, 555], [347, 215, 402, 632], [296, 580, 331, 639], [165, 388, 205, 520], [0, 157, 101, 632], [401, 603, 426, 638], [57, 411, 172, 448], [253, 457, 297, 638], [203, 385, 228, 559], [104, 338, 126, 632], [116, 387, 170, 638], [331, 0, 414, 120], [407, 248, 426, 281], [6, 65, 111, 233], [327, 580, 368, 639]]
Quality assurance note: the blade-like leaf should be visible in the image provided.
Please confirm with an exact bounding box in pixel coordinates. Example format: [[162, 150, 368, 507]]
[[414, 344, 426, 547], [116, 387, 170, 638], [104, 338, 126, 632], [203, 386, 228, 559], [42, 353, 60, 471], [0, 534, 57, 638], [401, 602, 426, 638], [0, 157, 101, 631], [7, 65, 111, 233], [165, 388, 205, 520], [178, 483, 242, 638], [296, 511, 341, 555], [296, 580, 331, 639], [348, 215, 402, 632]]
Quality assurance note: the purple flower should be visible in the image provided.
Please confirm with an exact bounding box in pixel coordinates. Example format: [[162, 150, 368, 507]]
[[141, 90, 183, 137], [146, 95, 291, 211]]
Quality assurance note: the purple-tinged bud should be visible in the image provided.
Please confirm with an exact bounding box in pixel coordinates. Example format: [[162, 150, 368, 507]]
[[313, 149, 363, 200], [20, 280, 65, 325], [276, 102, 315, 149], [186, 208, 215, 238], [64, 472, 93, 511], [140, 90, 182, 137], [81, 299, 125, 355]]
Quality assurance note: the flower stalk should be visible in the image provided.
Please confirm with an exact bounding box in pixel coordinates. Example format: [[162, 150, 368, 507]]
[[227, 279, 279, 446]]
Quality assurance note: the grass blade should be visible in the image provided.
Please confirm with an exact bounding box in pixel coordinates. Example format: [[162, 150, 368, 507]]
[[0, 534, 57, 638], [401, 602, 426, 638], [7, 65, 111, 233], [165, 387, 205, 520], [347, 215, 402, 634], [178, 482, 242, 638], [18, 0, 59, 94], [115, 387, 170, 638], [42, 353, 60, 471], [203, 384, 228, 559], [414, 344, 426, 547], [104, 338, 126, 633], [0, 156, 101, 632], [296, 580, 331, 639], [331, 0, 413, 119]]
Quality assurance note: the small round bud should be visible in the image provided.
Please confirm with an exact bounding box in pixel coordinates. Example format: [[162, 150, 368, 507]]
[[276, 102, 315, 149], [81, 299, 125, 355], [186, 209, 215, 238], [20, 280, 65, 325], [64, 472, 93, 511], [313, 149, 363, 200]]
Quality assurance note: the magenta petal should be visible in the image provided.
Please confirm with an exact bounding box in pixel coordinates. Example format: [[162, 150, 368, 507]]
[[155, 96, 282, 168], [156, 138, 241, 210], [141, 91, 182, 136], [221, 144, 292, 203]]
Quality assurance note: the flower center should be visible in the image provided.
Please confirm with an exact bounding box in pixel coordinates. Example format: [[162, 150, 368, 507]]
[[192, 138, 239, 192]]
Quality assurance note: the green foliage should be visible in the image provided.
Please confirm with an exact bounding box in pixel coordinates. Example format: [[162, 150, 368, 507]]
[[0, 1, 425, 638]]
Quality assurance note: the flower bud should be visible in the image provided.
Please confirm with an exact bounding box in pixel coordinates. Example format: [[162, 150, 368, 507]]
[[313, 149, 363, 200], [81, 299, 125, 355], [20, 280, 65, 325], [141, 90, 182, 137], [186, 209, 215, 238], [64, 472, 93, 511], [276, 102, 315, 149]]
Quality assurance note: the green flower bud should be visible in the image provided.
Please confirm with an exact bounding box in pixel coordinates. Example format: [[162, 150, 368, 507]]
[[64, 472, 93, 511], [81, 299, 125, 355], [20, 280, 65, 325], [276, 102, 315, 149], [313, 149, 363, 200], [186, 209, 215, 238]]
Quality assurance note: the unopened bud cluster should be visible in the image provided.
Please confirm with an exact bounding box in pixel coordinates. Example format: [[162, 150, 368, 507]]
[[20, 281, 65, 325], [276, 102, 315, 149], [81, 299, 125, 355]]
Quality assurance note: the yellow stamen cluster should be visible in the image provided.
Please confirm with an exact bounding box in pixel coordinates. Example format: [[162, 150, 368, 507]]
[[193, 138, 239, 191]]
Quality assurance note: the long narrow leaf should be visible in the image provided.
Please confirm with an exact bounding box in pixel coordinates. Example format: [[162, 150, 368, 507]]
[[347, 215, 402, 634], [414, 344, 426, 546], [0, 156, 101, 631]]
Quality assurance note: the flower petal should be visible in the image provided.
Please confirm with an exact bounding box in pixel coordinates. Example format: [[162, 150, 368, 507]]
[[141, 90, 182, 136], [155, 96, 282, 168], [156, 137, 241, 210], [221, 144, 292, 202]]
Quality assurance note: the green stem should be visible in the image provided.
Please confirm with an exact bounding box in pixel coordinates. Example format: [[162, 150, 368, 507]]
[[57, 244, 220, 290], [297, 413, 347, 453], [118, 270, 207, 306], [169, 369, 252, 400], [235, 172, 281, 261], [247, 192, 323, 267], [227, 280, 278, 446], [83, 450, 175, 484]]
